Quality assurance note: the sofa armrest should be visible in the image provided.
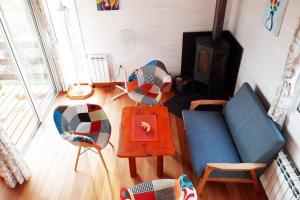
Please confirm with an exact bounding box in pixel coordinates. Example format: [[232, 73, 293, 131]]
[[207, 163, 266, 171], [190, 100, 228, 111]]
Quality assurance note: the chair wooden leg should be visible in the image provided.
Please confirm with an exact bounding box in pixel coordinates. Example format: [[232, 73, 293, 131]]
[[99, 150, 108, 173], [74, 146, 81, 172], [197, 167, 213, 194], [108, 141, 114, 149], [250, 169, 261, 192]]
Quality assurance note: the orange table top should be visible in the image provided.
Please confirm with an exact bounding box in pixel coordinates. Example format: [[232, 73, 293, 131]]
[[117, 106, 175, 158]]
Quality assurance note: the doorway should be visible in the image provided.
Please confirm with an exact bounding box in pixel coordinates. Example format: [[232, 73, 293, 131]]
[[0, 0, 57, 151]]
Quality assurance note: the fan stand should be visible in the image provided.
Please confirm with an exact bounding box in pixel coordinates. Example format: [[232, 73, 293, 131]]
[[111, 29, 136, 101], [111, 65, 128, 101]]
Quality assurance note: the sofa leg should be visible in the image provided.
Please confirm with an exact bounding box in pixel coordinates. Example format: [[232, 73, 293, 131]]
[[197, 167, 213, 194], [250, 169, 261, 192]]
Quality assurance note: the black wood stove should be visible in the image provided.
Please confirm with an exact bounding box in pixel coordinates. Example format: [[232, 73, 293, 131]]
[[192, 0, 230, 98]]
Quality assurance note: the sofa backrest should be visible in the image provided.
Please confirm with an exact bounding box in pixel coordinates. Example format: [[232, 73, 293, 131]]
[[223, 83, 285, 164]]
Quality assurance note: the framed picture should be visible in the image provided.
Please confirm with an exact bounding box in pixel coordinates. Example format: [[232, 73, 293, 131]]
[[263, 0, 289, 36], [96, 0, 119, 11]]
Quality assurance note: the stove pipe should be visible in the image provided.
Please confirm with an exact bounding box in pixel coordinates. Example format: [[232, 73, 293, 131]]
[[212, 0, 227, 43]]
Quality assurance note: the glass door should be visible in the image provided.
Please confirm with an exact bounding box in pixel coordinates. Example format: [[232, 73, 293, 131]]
[[0, 24, 39, 151], [0, 0, 56, 116], [0, 0, 57, 151]]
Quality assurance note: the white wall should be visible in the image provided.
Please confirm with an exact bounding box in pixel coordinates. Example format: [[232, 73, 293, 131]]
[[76, 0, 230, 81], [228, 0, 300, 167], [75, 0, 300, 166]]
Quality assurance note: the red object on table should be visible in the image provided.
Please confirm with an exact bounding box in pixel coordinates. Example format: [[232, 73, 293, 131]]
[[131, 114, 157, 141]]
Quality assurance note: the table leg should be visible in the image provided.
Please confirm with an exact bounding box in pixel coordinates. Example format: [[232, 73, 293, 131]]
[[129, 157, 137, 177], [157, 156, 164, 177]]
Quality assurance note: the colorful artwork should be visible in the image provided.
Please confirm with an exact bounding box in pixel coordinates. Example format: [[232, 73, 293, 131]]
[[96, 0, 119, 11], [263, 0, 289, 36]]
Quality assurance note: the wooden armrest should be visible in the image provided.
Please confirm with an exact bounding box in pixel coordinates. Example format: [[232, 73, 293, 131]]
[[197, 162, 266, 194], [190, 100, 228, 110], [207, 163, 266, 171]]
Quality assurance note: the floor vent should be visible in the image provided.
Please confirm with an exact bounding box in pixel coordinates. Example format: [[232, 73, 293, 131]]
[[260, 151, 300, 200], [88, 54, 110, 83]]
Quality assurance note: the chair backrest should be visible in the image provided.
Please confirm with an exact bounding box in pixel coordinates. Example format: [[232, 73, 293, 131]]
[[53, 104, 111, 147], [120, 174, 197, 200], [223, 83, 285, 164], [129, 60, 171, 90]]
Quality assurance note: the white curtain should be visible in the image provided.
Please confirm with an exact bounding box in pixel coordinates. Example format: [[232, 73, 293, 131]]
[[57, 0, 91, 85], [32, 0, 69, 91], [0, 126, 30, 188], [35, 0, 92, 87], [268, 23, 300, 127]]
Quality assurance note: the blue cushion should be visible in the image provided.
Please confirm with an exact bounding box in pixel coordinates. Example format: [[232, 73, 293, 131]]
[[223, 83, 285, 164], [182, 110, 247, 179]]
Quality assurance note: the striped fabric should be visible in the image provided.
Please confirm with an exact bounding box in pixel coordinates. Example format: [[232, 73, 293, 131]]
[[53, 104, 111, 150], [260, 151, 300, 200], [128, 60, 172, 105]]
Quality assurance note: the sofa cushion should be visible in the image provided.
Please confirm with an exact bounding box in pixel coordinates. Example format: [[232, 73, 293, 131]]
[[182, 110, 247, 179], [223, 83, 285, 164]]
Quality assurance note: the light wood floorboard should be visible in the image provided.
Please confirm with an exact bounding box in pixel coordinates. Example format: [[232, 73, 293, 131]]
[[0, 87, 268, 200]]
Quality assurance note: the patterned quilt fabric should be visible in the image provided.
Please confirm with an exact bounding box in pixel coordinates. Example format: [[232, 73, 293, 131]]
[[53, 104, 111, 149], [128, 60, 171, 105], [120, 174, 197, 200], [128, 84, 162, 105], [178, 175, 197, 200], [0, 126, 30, 188]]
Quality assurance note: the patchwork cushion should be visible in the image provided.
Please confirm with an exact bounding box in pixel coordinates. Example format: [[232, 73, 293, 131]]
[[127, 179, 176, 200], [145, 60, 168, 72], [141, 65, 156, 84], [223, 83, 285, 164], [178, 175, 197, 200], [120, 174, 197, 200], [127, 60, 171, 105], [182, 110, 247, 179], [53, 104, 111, 149], [128, 69, 139, 82], [153, 67, 170, 87], [128, 84, 162, 105]]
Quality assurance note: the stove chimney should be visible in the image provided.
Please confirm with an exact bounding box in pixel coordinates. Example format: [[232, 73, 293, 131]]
[[212, 0, 227, 43]]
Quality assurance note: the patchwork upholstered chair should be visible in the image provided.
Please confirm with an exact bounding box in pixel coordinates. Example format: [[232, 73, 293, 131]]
[[53, 103, 114, 171], [128, 60, 172, 105], [120, 174, 197, 200]]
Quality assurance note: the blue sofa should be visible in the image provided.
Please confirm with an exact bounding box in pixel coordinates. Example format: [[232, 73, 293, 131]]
[[182, 82, 285, 193]]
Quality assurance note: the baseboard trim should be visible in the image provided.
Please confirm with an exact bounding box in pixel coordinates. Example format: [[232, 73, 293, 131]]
[[93, 82, 125, 87]]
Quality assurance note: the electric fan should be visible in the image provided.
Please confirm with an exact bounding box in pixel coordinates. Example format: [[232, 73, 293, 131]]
[[111, 29, 137, 101]]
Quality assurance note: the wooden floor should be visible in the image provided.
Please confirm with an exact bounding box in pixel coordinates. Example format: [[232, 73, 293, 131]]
[[0, 87, 268, 200], [0, 82, 51, 151]]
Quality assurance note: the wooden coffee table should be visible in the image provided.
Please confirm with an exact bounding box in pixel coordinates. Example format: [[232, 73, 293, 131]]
[[117, 106, 175, 177]]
